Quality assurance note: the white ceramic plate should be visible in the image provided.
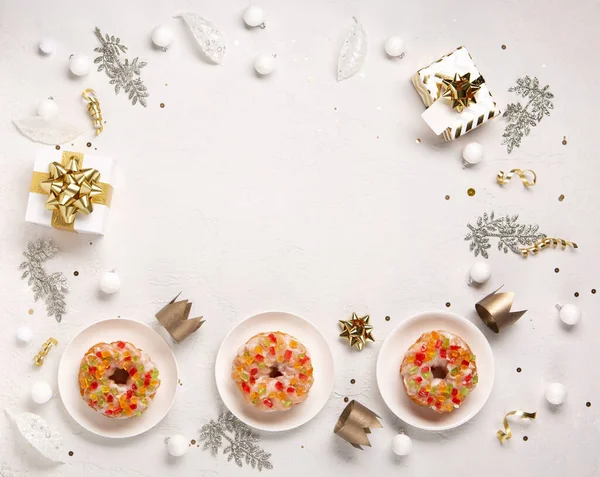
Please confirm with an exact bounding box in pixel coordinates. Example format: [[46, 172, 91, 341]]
[[215, 311, 334, 432], [57, 318, 178, 438], [376, 311, 494, 431]]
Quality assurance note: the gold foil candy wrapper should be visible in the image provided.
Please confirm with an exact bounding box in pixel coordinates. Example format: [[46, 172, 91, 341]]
[[475, 286, 527, 333], [334, 400, 383, 449], [497, 169, 537, 187], [520, 237, 578, 257], [155, 292, 205, 343], [497, 410, 536, 443]]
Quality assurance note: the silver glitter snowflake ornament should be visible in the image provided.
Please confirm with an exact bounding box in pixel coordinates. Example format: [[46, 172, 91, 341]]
[[199, 411, 273, 471], [175, 13, 226, 64]]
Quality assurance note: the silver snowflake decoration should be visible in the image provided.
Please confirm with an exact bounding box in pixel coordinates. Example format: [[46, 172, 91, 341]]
[[19, 239, 68, 322], [502, 76, 554, 153], [465, 212, 546, 258], [199, 411, 273, 471], [93, 27, 149, 107]]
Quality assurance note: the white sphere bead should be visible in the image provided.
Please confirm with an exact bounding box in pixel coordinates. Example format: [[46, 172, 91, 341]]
[[99, 271, 121, 294], [469, 262, 491, 285], [151, 25, 174, 50], [37, 98, 58, 120], [243, 6, 265, 27], [545, 382, 567, 405], [254, 54, 276, 75], [462, 141, 484, 166], [558, 303, 582, 326], [16, 326, 33, 344], [69, 54, 91, 76], [31, 381, 53, 404], [384, 36, 406, 58], [392, 433, 412, 456], [39, 38, 56, 55], [166, 434, 189, 457]]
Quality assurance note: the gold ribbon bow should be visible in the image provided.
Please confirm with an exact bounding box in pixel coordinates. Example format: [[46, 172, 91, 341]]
[[436, 72, 485, 113], [497, 410, 536, 443], [30, 151, 113, 231]]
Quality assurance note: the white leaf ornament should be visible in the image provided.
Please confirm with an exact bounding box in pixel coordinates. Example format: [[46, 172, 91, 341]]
[[175, 13, 226, 64], [6, 410, 65, 463], [337, 17, 367, 81], [13, 117, 83, 145]]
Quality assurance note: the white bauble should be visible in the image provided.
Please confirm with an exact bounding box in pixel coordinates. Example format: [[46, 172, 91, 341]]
[[469, 262, 491, 285], [462, 141, 484, 166], [392, 433, 412, 456], [151, 25, 174, 50], [558, 304, 581, 326], [545, 382, 567, 405], [37, 98, 58, 119], [384, 36, 406, 58], [69, 54, 91, 76], [31, 381, 53, 404], [39, 38, 56, 55], [254, 54, 276, 75], [166, 434, 189, 457], [243, 6, 265, 28], [16, 326, 33, 344], [99, 271, 121, 294]]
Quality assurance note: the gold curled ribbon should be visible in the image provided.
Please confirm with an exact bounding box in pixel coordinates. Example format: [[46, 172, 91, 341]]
[[34, 338, 58, 367], [82, 88, 103, 135], [334, 400, 383, 449], [520, 237, 578, 257], [497, 410, 536, 443], [475, 285, 527, 333], [155, 293, 205, 343], [497, 169, 537, 187], [435, 72, 484, 113]]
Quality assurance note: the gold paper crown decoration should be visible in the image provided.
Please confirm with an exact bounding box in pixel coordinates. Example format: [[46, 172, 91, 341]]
[[155, 293, 205, 343], [334, 400, 383, 449], [475, 286, 527, 333]]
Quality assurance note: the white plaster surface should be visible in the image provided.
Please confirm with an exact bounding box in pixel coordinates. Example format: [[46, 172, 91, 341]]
[[0, 0, 599, 476]]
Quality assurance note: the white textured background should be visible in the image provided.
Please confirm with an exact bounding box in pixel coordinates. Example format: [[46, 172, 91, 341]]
[[1, 0, 599, 476]]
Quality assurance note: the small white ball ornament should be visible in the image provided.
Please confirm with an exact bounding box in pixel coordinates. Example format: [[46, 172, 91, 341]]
[[392, 433, 412, 456], [556, 303, 582, 326], [69, 54, 91, 76], [16, 326, 33, 344], [37, 98, 58, 119], [99, 270, 121, 294], [243, 6, 266, 28], [31, 381, 53, 404], [462, 141, 484, 167], [166, 434, 189, 457], [254, 54, 276, 75], [384, 36, 406, 58], [545, 382, 567, 405], [151, 25, 174, 51], [39, 38, 56, 55], [468, 262, 492, 285]]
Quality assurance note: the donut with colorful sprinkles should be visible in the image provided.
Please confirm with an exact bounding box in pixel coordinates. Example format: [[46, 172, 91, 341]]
[[400, 330, 478, 413], [78, 341, 161, 419], [232, 332, 314, 411]]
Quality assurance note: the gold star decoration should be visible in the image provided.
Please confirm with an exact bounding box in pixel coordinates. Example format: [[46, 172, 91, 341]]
[[441, 72, 482, 113], [339, 313, 375, 351]]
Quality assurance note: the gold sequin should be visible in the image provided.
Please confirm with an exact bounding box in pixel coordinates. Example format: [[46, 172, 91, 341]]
[[415, 138, 422, 144], [559, 194, 565, 201], [28, 309, 34, 315], [562, 136, 567, 145], [467, 188, 476, 196]]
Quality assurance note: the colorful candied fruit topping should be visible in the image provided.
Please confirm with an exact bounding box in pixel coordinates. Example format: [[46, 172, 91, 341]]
[[263, 398, 273, 408], [275, 381, 284, 391], [268, 333, 277, 343], [284, 350, 292, 361], [255, 354, 264, 362], [269, 346, 276, 356], [241, 382, 251, 393]]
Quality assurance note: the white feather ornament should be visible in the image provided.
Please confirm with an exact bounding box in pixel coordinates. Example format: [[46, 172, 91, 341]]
[[13, 117, 83, 145], [175, 13, 226, 64], [5, 410, 65, 463], [337, 17, 367, 81]]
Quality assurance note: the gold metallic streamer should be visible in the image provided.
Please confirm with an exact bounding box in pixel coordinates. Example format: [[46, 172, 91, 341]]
[[82, 88, 103, 135], [520, 237, 579, 257], [34, 338, 58, 366], [497, 169, 537, 187], [155, 293, 205, 343], [334, 400, 383, 449], [497, 410, 536, 443]]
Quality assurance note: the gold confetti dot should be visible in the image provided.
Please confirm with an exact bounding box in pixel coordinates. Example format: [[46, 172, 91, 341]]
[[554, 268, 560, 273], [28, 309, 34, 315], [415, 138, 421, 144], [445, 195, 450, 200], [385, 316, 391, 321], [501, 44, 507, 50], [523, 436, 528, 441], [592, 289, 597, 294], [586, 402, 592, 407], [574, 292, 579, 297], [467, 188, 476, 196], [562, 136, 567, 145], [343, 397, 349, 403], [68, 451, 74, 457], [517, 367, 522, 373], [445, 302, 451, 308], [86, 142, 92, 148], [307, 76, 313, 82], [160, 103, 165, 108], [73, 271, 79, 277], [558, 194, 565, 202], [301, 445, 304, 449], [350, 379, 356, 384], [190, 439, 196, 445], [55, 145, 60, 150]]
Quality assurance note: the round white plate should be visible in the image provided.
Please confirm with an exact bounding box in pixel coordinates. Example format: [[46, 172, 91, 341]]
[[376, 311, 494, 431], [58, 318, 178, 438], [215, 311, 334, 432]]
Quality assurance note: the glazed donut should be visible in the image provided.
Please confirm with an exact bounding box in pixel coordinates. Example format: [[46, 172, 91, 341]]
[[400, 330, 478, 413], [78, 341, 161, 419], [232, 332, 314, 411]]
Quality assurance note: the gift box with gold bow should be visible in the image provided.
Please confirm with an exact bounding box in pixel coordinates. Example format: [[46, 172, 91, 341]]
[[411, 46, 501, 141], [25, 149, 115, 235]]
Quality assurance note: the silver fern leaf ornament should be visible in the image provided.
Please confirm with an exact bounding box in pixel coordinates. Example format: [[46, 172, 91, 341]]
[[337, 17, 367, 81], [175, 13, 226, 64]]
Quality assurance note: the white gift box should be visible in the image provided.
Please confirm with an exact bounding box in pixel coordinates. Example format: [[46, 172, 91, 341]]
[[25, 149, 116, 235], [411, 46, 501, 141]]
